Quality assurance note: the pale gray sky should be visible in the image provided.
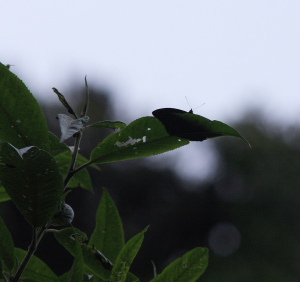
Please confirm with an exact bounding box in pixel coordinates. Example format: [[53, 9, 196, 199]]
[[2, 1, 300, 180]]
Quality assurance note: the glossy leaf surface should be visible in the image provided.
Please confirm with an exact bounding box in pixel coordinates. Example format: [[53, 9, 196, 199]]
[[90, 117, 189, 165]]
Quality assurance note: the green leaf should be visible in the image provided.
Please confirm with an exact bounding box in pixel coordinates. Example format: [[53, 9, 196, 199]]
[[149, 247, 209, 282], [88, 120, 126, 130], [68, 229, 84, 282], [14, 248, 57, 282], [0, 143, 64, 227], [90, 117, 189, 165], [55, 228, 111, 280], [0, 216, 15, 271], [0, 186, 10, 202], [0, 62, 49, 151], [89, 189, 125, 263], [110, 227, 148, 282], [52, 87, 77, 118]]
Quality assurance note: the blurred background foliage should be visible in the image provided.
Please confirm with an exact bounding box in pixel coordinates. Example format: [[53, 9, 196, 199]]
[[1, 83, 300, 282]]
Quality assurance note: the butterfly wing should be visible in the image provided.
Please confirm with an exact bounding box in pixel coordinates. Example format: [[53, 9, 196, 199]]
[[152, 108, 212, 141]]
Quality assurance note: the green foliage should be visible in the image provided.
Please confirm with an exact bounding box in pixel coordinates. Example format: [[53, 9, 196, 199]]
[[0, 216, 15, 272], [110, 226, 148, 282], [0, 63, 49, 151], [0, 62, 247, 281], [68, 228, 84, 282], [14, 248, 58, 282], [89, 188, 125, 263], [90, 117, 190, 165], [88, 120, 127, 130], [0, 143, 64, 227], [0, 186, 10, 202], [149, 248, 208, 282]]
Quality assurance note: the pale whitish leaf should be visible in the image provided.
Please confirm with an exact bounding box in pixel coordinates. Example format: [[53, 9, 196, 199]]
[[57, 114, 89, 142]]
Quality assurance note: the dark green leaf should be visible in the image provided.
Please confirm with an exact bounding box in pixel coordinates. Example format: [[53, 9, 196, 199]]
[[90, 117, 189, 165], [0, 186, 10, 202], [0, 216, 15, 271], [110, 227, 148, 282], [88, 120, 126, 130], [153, 108, 250, 145], [149, 247, 209, 282], [68, 228, 84, 282], [14, 248, 57, 282], [0, 143, 64, 227], [55, 228, 111, 280], [52, 87, 77, 118], [0, 62, 49, 151], [89, 189, 125, 263]]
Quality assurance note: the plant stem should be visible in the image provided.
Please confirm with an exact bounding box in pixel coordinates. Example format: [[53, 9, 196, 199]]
[[63, 131, 83, 188], [63, 78, 90, 188], [11, 227, 46, 282]]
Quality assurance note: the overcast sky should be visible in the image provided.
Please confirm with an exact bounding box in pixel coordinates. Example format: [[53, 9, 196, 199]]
[[2, 1, 300, 180]]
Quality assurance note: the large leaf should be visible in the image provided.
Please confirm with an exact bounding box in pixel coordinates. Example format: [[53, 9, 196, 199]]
[[0, 63, 49, 151], [90, 117, 189, 165], [149, 247, 209, 282], [14, 248, 57, 282], [0, 143, 64, 227], [0, 216, 15, 272], [89, 189, 125, 263], [110, 227, 148, 282]]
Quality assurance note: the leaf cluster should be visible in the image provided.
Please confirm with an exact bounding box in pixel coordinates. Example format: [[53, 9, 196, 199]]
[[0, 62, 247, 281]]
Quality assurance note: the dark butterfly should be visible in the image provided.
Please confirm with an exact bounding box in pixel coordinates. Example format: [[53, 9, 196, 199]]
[[152, 108, 248, 143]]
